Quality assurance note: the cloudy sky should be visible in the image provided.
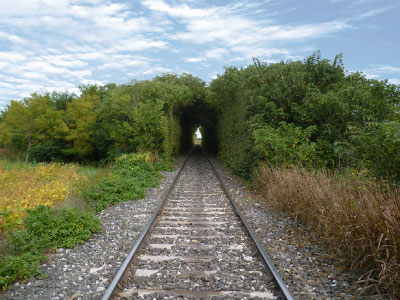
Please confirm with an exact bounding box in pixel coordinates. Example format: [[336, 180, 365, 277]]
[[0, 0, 399, 110]]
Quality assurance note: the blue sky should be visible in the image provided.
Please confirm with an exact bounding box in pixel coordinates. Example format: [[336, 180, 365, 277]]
[[0, 0, 399, 111]]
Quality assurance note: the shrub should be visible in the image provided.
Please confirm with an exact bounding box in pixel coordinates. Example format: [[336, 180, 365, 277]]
[[20, 205, 101, 250], [30, 141, 71, 162], [252, 122, 317, 167], [0, 205, 100, 290], [0, 253, 43, 291], [346, 121, 400, 181], [86, 152, 171, 211], [208, 53, 400, 180]]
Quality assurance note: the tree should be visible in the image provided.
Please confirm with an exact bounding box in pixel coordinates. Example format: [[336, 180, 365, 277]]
[[0, 94, 68, 161], [65, 94, 98, 160]]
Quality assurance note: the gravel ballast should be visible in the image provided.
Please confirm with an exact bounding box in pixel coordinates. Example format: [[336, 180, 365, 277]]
[[1, 153, 387, 299], [116, 148, 281, 299], [210, 156, 388, 300], [0, 161, 183, 300]]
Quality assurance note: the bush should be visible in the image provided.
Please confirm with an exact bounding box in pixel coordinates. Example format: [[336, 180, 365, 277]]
[[252, 122, 317, 167], [0, 253, 43, 290], [208, 53, 400, 181], [29, 141, 71, 162], [86, 152, 171, 211], [346, 121, 400, 181], [0, 161, 88, 232], [0, 205, 100, 290], [21, 205, 101, 250]]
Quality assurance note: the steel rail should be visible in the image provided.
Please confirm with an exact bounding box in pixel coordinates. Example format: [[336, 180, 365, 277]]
[[203, 146, 295, 300], [102, 145, 293, 300], [101, 151, 191, 300]]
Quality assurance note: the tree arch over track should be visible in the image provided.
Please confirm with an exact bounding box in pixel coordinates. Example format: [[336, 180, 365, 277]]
[[179, 97, 218, 153], [0, 73, 218, 162]]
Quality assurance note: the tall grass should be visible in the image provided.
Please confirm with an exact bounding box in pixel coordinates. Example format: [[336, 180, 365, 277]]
[[256, 164, 400, 298]]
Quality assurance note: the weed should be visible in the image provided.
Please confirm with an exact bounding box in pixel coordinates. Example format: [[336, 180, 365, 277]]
[[0, 253, 43, 290], [0, 205, 100, 290], [86, 152, 172, 211], [0, 160, 87, 231], [0, 152, 170, 290]]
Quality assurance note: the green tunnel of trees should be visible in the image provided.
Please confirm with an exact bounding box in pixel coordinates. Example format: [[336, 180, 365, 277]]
[[0, 73, 218, 164], [0, 52, 399, 181], [1, 52, 399, 298]]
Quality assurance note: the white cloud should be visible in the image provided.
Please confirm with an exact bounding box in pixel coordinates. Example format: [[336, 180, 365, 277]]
[[143, 0, 348, 64], [0, 0, 70, 17], [127, 66, 172, 77], [142, 66, 171, 75], [0, 31, 25, 43], [142, 0, 215, 18], [79, 79, 104, 86], [0, 0, 174, 106], [0, 0, 396, 108], [208, 71, 219, 81], [204, 48, 229, 60], [365, 65, 400, 86], [19, 72, 49, 80], [368, 65, 400, 74], [105, 38, 168, 53], [185, 48, 229, 63], [353, 6, 396, 21], [0, 52, 27, 62], [357, 65, 400, 85], [185, 57, 203, 63], [388, 78, 400, 85], [0, 81, 15, 89]]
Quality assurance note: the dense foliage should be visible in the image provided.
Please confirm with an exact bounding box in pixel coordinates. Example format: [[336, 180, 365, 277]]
[[1, 52, 399, 296], [0, 73, 207, 163], [208, 52, 400, 181], [208, 52, 400, 297], [0, 74, 209, 290]]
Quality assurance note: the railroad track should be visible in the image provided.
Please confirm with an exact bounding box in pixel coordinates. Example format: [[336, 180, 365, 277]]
[[102, 146, 294, 300]]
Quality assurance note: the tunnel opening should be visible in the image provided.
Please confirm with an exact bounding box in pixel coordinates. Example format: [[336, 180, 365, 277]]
[[194, 127, 202, 145], [179, 98, 218, 154]]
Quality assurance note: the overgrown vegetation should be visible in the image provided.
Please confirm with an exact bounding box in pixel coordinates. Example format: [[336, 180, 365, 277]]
[[0, 73, 207, 163], [0, 160, 88, 232], [208, 52, 400, 181], [257, 165, 400, 297], [0, 205, 101, 290], [86, 152, 173, 211], [0, 160, 105, 290], [207, 52, 400, 297], [0, 152, 173, 290], [0, 73, 207, 291], [1, 52, 399, 296]]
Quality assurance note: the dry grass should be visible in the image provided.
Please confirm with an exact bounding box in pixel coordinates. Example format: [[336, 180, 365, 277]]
[[256, 164, 400, 298]]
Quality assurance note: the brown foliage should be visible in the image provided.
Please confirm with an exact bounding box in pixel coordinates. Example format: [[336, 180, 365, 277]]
[[256, 164, 400, 298]]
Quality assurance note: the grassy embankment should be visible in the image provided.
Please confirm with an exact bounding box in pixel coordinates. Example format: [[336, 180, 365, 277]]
[[0, 152, 173, 290], [256, 165, 400, 298]]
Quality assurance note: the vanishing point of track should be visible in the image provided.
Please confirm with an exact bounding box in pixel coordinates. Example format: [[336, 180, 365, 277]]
[[101, 146, 294, 300]]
